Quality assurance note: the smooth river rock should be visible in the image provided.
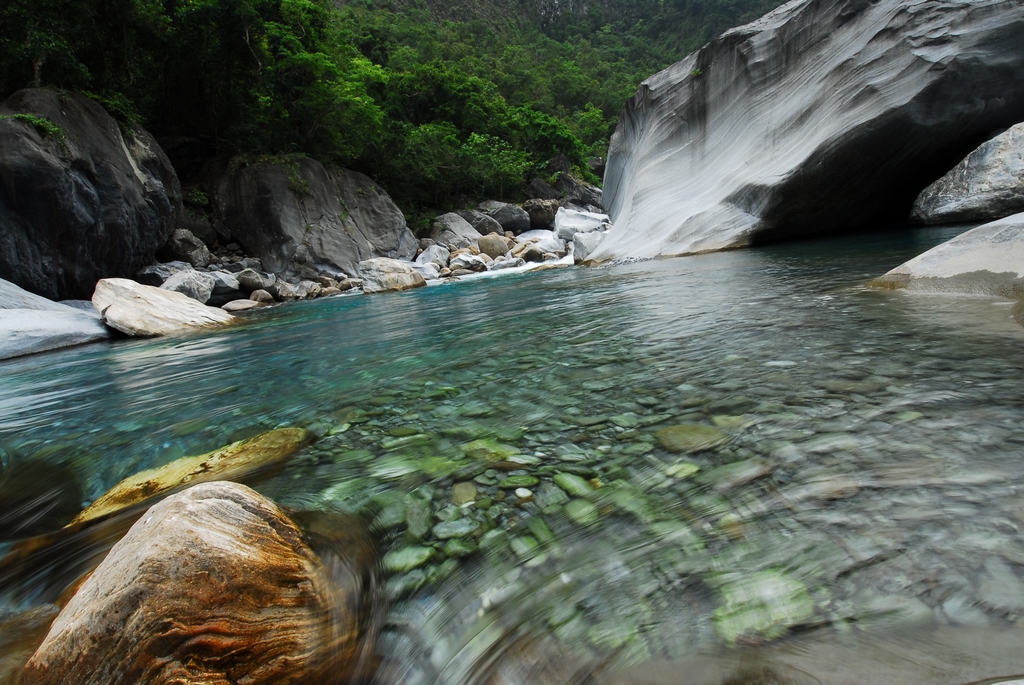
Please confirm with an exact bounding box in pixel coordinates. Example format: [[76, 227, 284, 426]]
[[0, 89, 180, 300], [430, 213, 482, 251], [20, 482, 364, 685], [92, 278, 235, 337], [358, 258, 427, 294], [912, 121, 1024, 224], [594, 0, 1024, 262], [0, 278, 110, 360], [870, 213, 1024, 298]]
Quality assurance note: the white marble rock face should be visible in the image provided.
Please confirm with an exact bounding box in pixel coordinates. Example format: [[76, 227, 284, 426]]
[[595, 0, 1024, 262]]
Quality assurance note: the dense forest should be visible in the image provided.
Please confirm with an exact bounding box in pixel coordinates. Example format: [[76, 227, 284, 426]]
[[0, 0, 784, 221]]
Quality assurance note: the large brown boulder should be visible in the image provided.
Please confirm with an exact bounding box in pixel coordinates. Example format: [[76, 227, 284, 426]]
[[19, 481, 372, 685], [0, 89, 181, 300]]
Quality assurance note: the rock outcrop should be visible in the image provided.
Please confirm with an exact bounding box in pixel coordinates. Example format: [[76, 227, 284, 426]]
[[0, 278, 110, 361], [912, 122, 1024, 224], [92, 278, 234, 337], [870, 213, 1024, 299], [0, 89, 180, 300], [595, 0, 1024, 262], [213, 157, 417, 278], [20, 481, 371, 685], [430, 213, 482, 251], [478, 201, 531, 235]]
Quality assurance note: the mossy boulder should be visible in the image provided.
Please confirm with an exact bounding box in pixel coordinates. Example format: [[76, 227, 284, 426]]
[[654, 424, 729, 453]]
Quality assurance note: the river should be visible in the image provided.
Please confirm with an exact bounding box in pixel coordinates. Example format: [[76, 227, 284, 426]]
[[2, 223, 1024, 684]]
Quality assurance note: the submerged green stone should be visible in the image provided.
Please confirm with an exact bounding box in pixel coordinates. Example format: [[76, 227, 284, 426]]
[[499, 475, 539, 488], [383, 545, 434, 573], [554, 473, 592, 497], [655, 424, 729, 453], [462, 438, 520, 462], [566, 499, 599, 525], [713, 570, 815, 643]]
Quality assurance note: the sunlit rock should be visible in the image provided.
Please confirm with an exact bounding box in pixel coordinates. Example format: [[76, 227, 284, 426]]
[[20, 482, 369, 685], [357, 258, 427, 294], [712, 570, 815, 643], [158, 269, 216, 303], [69, 427, 312, 525], [870, 213, 1024, 298], [596, 0, 1024, 261], [431, 213, 482, 251], [654, 424, 729, 453], [913, 122, 1024, 224], [415, 244, 451, 268], [553, 207, 609, 240], [92, 277, 235, 336]]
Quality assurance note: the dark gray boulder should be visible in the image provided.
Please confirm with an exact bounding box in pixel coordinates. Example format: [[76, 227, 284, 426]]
[[212, 157, 417, 278], [595, 0, 1024, 262], [136, 261, 193, 287], [478, 201, 531, 235], [912, 122, 1024, 224], [526, 177, 562, 201], [430, 213, 482, 251], [0, 89, 181, 300], [554, 175, 603, 209], [160, 228, 211, 267], [454, 209, 503, 236]]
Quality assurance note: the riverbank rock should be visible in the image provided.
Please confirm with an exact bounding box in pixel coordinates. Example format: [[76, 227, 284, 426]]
[[416, 245, 451, 269], [0, 279, 110, 360], [479, 201, 531, 234], [523, 199, 560, 229], [20, 482, 363, 685], [160, 228, 212, 267], [595, 0, 1024, 262], [478, 233, 511, 259], [213, 157, 417, 278], [135, 261, 192, 287], [573, 230, 608, 263], [554, 207, 609, 240], [92, 278, 235, 337], [912, 122, 1024, 224], [0, 89, 180, 300], [870, 213, 1024, 299], [70, 427, 313, 526], [358, 258, 427, 294], [159, 269, 216, 303], [454, 209, 504, 236], [431, 213, 482, 251]]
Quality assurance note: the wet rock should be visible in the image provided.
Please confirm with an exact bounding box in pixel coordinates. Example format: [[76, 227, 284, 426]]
[[454, 209, 504, 236], [870, 213, 1024, 299], [451, 482, 477, 506], [478, 201, 531, 235], [654, 424, 730, 453], [450, 253, 488, 272], [713, 570, 814, 643], [135, 261, 192, 287], [20, 481, 367, 685], [0, 460, 83, 539], [159, 269, 216, 303], [697, 459, 772, 492], [0, 89, 180, 300], [566, 499, 599, 525], [463, 439, 520, 462], [432, 518, 479, 540], [221, 299, 262, 312], [92, 278, 235, 337], [160, 228, 211, 268], [70, 428, 312, 525], [523, 199, 560, 228], [478, 233, 511, 259], [554, 473, 592, 498], [267, 279, 300, 301], [384, 545, 433, 572], [913, 122, 1024, 224], [976, 558, 1024, 615], [236, 267, 277, 292], [416, 244, 450, 268], [358, 258, 426, 294], [431, 213, 482, 251], [594, 0, 1024, 262], [490, 257, 527, 270], [0, 604, 61, 685]]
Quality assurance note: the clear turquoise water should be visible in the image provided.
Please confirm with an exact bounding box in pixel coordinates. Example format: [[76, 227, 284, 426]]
[[3, 224, 1024, 684]]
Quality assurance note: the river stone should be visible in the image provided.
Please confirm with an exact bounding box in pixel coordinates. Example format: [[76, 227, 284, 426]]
[[358, 258, 426, 294], [462, 439, 519, 462], [451, 482, 477, 506], [565, 499, 599, 525], [697, 459, 772, 492], [655, 424, 729, 453], [593, 0, 1024, 262], [431, 213, 482, 251], [450, 253, 488, 272], [250, 289, 275, 303], [554, 473, 592, 498], [478, 201, 531, 234], [553, 207, 609, 240], [135, 261, 193, 287], [161, 228, 211, 267], [573, 230, 607, 263], [159, 269, 216, 303], [523, 199, 560, 228], [0, 278, 110, 360], [913, 122, 1024, 224], [478, 233, 510, 259], [454, 209, 504, 236], [0, 89, 180, 300], [222, 299, 262, 312], [443, 538, 477, 557], [713, 570, 814, 643], [236, 267, 277, 292], [976, 558, 1024, 615], [92, 278, 235, 337], [410, 262, 440, 280], [70, 427, 312, 525], [870, 213, 1024, 299], [416, 244, 450, 268], [20, 482, 362, 685], [432, 518, 479, 540]]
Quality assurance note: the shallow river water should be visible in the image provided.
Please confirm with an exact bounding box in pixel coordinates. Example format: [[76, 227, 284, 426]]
[[2, 224, 1024, 684]]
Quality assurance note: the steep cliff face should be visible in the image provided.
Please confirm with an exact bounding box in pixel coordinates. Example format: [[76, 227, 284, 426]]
[[595, 0, 1024, 261]]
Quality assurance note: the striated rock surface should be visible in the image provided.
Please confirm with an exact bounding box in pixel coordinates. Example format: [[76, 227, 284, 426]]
[[870, 213, 1024, 298], [70, 427, 313, 526], [20, 481, 368, 685], [0, 89, 180, 300], [358, 258, 427, 294], [159, 269, 216, 303], [214, 157, 417, 278], [912, 122, 1024, 224], [431, 213, 482, 251], [92, 278, 235, 337], [595, 0, 1024, 262], [0, 278, 110, 360]]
